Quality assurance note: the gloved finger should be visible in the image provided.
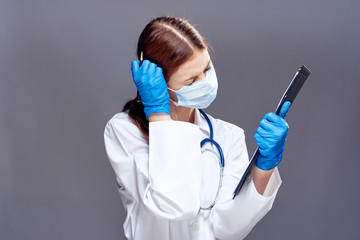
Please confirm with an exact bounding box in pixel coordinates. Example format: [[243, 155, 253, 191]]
[[254, 133, 269, 150], [155, 66, 164, 76], [155, 67, 165, 82], [265, 112, 283, 124], [279, 101, 291, 119], [145, 60, 157, 74], [259, 118, 275, 131], [131, 60, 140, 73], [256, 127, 273, 138], [139, 60, 151, 74], [254, 133, 264, 146], [156, 66, 163, 74]]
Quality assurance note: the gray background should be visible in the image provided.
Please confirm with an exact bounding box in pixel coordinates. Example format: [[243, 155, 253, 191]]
[[1, 0, 359, 239]]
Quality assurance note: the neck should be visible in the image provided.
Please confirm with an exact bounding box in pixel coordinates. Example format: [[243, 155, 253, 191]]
[[169, 101, 196, 123]]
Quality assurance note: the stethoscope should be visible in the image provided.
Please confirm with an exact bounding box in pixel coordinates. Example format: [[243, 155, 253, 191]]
[[199, 109, 225, 210]]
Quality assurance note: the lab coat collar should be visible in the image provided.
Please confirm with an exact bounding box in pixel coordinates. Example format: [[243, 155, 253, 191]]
[[194, 108, 211, 135]]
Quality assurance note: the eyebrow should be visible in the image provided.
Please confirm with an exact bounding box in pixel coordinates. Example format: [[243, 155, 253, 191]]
[[185, 60, 211, 81]]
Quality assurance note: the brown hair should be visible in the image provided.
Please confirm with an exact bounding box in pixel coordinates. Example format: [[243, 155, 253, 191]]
[[122, 16, 210, 139]]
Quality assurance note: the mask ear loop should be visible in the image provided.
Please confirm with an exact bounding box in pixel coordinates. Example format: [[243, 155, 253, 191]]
[[167, 86, 181, 106], [135, 51, 144, 102]]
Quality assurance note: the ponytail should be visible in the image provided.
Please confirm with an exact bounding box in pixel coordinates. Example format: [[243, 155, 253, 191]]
[[122, 98, 149, 139]]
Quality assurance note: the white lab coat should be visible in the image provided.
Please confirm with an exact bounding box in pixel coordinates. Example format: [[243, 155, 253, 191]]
[[103, 109, 282, 240]]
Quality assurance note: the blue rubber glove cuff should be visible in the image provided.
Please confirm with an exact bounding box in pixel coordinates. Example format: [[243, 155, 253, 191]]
[[256, 153, 283, 171], [143, 103, 170, 120]]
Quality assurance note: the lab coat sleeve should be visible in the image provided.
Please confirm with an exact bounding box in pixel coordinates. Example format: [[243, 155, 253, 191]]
[[212, 126, 282, 240], [104, 114, 202, 220]]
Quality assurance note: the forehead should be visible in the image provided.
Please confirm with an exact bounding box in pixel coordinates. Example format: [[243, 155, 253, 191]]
[[169, 49, 210, 82]]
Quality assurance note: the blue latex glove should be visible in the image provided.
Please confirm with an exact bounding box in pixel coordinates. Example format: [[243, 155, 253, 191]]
[[131, 60, 170, 119], [254, 101, 291, 171]]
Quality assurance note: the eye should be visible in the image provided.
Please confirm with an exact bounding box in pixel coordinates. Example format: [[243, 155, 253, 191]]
[[202, 66, 212, 77], [187, 79, 196, 86], [186, 66, 211, 86]]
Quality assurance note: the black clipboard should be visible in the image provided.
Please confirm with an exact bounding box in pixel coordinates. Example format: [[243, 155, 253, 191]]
[[233, 65, 311, 199]]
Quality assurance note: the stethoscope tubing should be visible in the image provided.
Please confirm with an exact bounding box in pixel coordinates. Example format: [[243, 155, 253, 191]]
[[198, 109, 225, 211], [198, 109, 225, 167]]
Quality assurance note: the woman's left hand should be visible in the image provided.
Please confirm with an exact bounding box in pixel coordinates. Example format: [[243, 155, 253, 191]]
[[254, 101, 291, 171]]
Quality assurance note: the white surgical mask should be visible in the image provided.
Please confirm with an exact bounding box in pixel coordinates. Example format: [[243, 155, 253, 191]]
[[168, 64, 218, 109]]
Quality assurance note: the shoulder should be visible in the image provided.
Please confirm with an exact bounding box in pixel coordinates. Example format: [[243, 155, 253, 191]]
[[105, 112, 131, 130], [104, 111, 143, 140], [105, 111, 131, 127]]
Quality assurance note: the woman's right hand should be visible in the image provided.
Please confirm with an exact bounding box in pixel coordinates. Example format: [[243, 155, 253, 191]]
[[131, 60, 171, 120]]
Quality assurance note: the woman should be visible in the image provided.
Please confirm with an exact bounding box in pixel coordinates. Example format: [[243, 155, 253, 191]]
[[104, 16, 290, 240]]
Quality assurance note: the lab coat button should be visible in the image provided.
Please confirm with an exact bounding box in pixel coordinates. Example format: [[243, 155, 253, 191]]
[[191, 221, 200, 231]]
